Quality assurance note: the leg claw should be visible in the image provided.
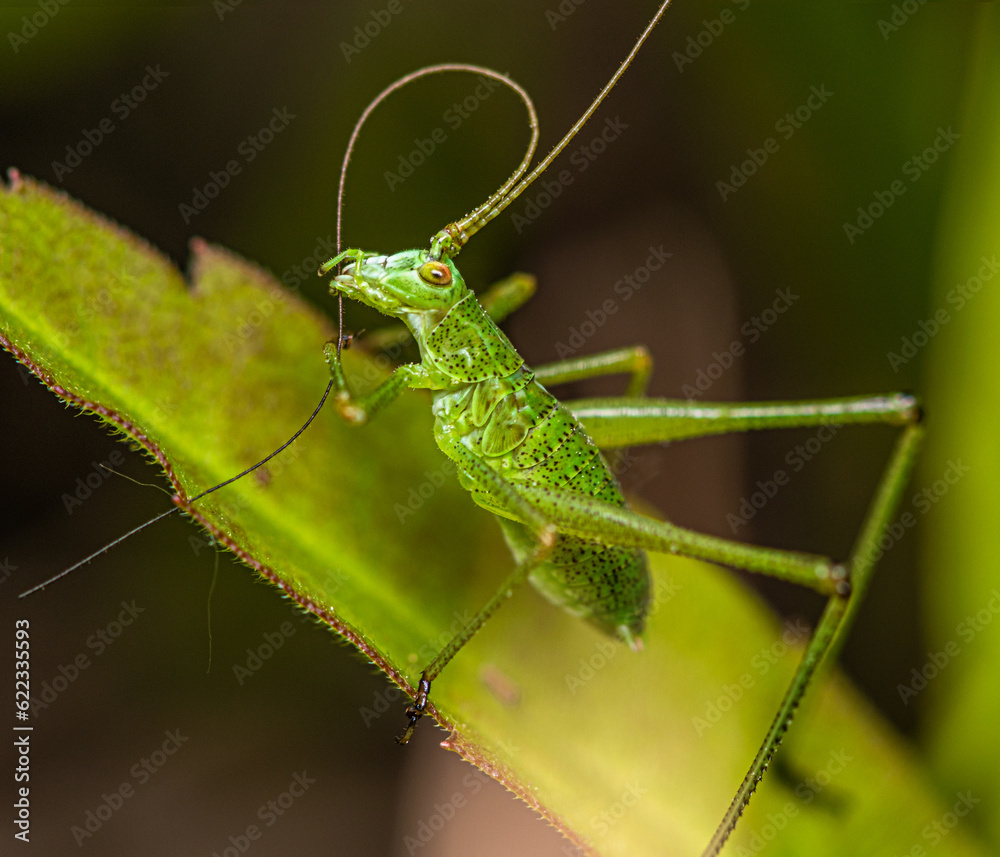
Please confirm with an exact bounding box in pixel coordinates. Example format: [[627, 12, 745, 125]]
[[396, 676, 432, 745]]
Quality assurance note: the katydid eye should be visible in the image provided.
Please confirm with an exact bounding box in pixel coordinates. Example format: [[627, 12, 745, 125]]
[[418, 261, 452, 286]]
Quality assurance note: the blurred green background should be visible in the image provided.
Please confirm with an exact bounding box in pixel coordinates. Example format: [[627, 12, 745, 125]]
[[1, 1, 997, 855]]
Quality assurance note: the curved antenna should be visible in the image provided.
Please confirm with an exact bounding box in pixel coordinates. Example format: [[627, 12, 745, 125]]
[[430, 0, 674, 259], [332, 65, 541, 352], [18, 379, 334, 598]]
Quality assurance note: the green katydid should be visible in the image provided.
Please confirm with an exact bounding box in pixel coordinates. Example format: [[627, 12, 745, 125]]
[[314, 3, 923, 855], [16, 1, 923, 854]]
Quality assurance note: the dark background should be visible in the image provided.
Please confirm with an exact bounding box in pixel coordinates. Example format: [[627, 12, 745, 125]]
[[0, 1, 980, 855]]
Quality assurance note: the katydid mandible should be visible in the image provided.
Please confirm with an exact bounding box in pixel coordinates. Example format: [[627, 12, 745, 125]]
[[318, 2, 922, 855]]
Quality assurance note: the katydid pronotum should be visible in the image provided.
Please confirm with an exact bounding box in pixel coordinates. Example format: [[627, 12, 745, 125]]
[[16, 1, 923, 855]]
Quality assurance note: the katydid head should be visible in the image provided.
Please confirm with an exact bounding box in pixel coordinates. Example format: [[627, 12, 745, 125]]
[[327, 7, 672, 342], [329, 249, 468, 320]]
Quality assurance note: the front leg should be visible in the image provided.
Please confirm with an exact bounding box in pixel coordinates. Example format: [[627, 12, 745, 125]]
[[395, 433, 556, 744], [323, 341, 429, 424]]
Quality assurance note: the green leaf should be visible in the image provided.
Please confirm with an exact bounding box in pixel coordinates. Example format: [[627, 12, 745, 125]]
[[1, 173, 988, 857], [922, 9, 1000, 851]]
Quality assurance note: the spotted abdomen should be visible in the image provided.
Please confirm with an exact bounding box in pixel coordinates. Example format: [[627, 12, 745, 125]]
[[433, 374, 650, 645]]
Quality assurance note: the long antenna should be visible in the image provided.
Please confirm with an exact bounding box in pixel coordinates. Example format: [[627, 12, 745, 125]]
[[19, 379, 334, 598], [26, 0, 675, 597], [430, 0, 674, 258], [331, 64, 541, 356], [22, 66, 540, 602]]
